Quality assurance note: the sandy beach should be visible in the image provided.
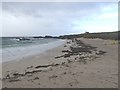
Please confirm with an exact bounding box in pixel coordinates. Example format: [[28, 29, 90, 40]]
[[2, 38, 118, 88]]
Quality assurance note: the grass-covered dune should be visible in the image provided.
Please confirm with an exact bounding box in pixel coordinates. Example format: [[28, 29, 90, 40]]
[[59, 31, 120, 40]]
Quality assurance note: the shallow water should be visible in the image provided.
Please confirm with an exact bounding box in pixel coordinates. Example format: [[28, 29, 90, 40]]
[[1, 37, 59, 48], [1, 37, 65, 63]]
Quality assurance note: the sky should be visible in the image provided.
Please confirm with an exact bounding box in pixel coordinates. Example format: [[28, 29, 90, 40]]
[[2, 2, 118, 37]]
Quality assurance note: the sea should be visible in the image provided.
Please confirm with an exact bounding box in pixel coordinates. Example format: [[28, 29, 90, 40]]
[[0, 37, 65, 63]]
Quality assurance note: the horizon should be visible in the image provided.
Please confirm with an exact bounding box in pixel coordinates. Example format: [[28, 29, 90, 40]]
[[0, 30, 119, 38], [1, 2, 118, 37]]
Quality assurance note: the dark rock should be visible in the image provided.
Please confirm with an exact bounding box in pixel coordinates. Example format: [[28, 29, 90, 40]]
[[61, 62, 66, 65], [96, 50, 106, 55], [27, 66, 33, 69], [64, 54, 71, 58], [55, 55, 64, 59], [9, 78, 21, 82], [64, 45, 67, 47], [35, 65, 50, 68], [62, 50, 72, 53], [49, 75, 58, 79], [67, 59, 72, 63], [33, 77, 39, 80]]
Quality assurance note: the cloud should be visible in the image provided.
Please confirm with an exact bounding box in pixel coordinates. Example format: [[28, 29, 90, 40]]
[[2, 2, 118, 36], [99, 13, 117, 19], [0, 2, 2, 37], [72, 2, 118, 33]]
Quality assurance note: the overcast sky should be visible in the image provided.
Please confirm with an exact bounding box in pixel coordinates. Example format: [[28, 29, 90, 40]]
[[2, 2, 118, 37]]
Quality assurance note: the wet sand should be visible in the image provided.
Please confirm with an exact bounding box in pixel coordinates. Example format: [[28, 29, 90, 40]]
[[2, 38, 118, 88]]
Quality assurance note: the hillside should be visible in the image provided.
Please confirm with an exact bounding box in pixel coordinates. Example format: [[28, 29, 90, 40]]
[[59, 31, 119, 40]]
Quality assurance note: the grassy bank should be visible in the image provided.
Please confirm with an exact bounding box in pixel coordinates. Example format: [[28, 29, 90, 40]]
[[59, 31, 119, 40]]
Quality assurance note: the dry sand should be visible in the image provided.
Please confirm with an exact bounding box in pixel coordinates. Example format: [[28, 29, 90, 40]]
[[2, 38, 118, 88]]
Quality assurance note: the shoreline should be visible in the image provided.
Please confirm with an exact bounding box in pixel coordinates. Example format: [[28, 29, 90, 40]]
[[2, 38, 118, 88], [2, 39, 66, 63]]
